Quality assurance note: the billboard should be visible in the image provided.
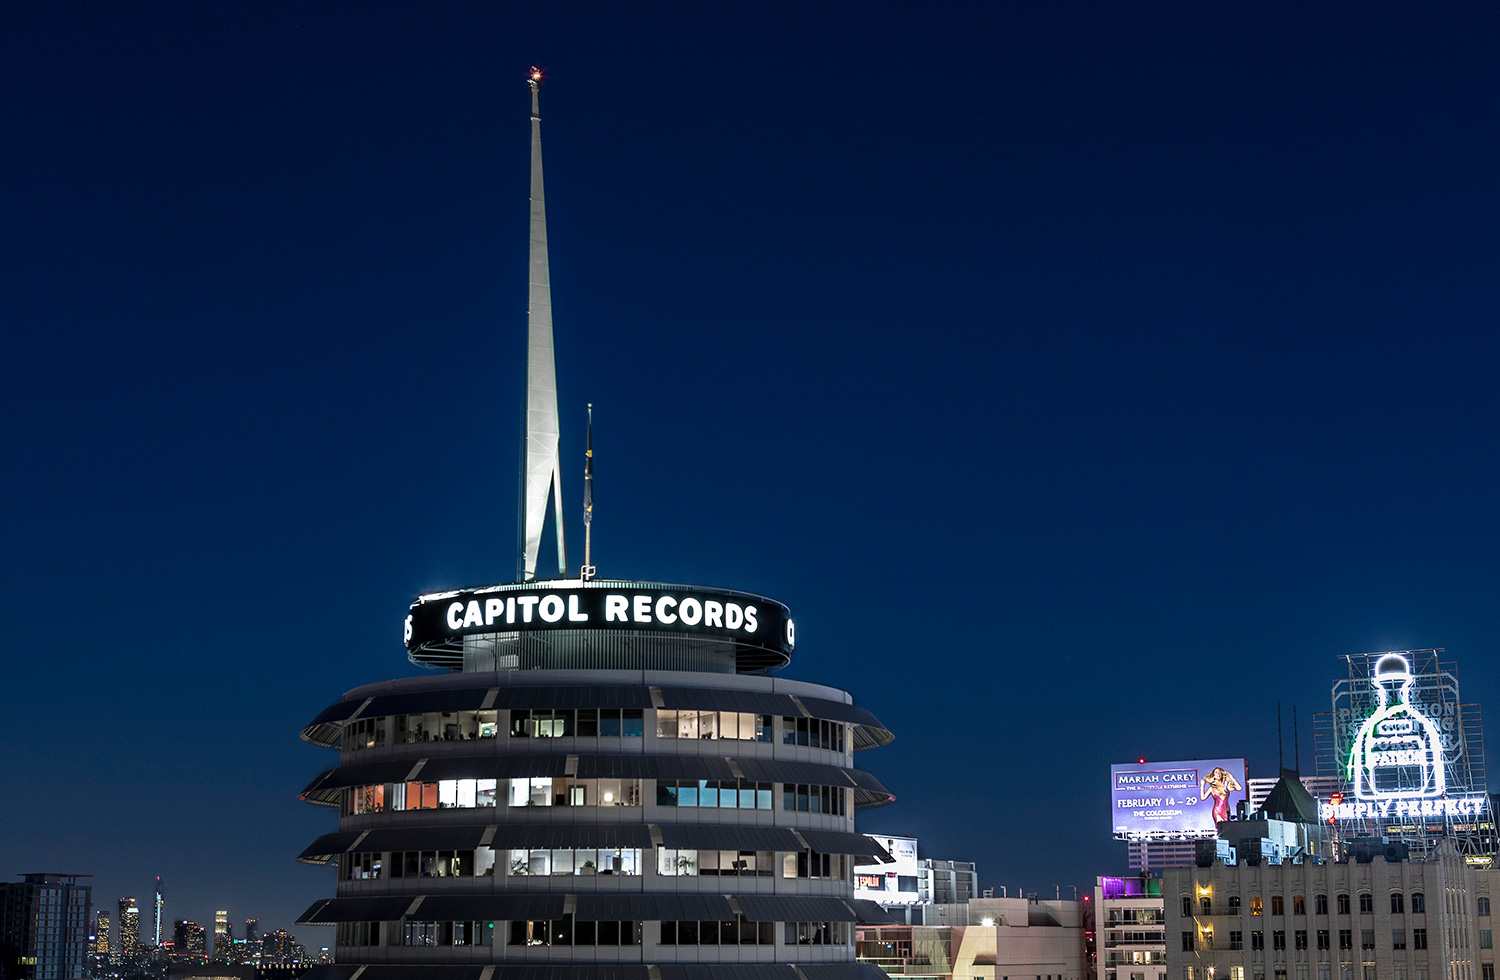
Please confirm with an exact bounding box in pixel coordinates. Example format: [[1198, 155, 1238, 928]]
[[854, 835, 921, 906], [1111, 759, 1248, 840], [1315, 650, 1489, 828]]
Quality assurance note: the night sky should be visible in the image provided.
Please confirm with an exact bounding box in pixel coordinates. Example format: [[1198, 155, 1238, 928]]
[[5, 0, 1500, 943]]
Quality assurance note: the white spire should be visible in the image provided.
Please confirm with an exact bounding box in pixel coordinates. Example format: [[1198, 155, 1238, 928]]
[[519, 68, 567, 582]]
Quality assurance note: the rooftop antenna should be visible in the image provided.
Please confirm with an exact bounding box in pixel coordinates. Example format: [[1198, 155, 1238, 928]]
[[581, 403, 596, 581], [517, 65, 568, 582], [1277, 701, 1284, 771], [1293, 705, 1300, 774]]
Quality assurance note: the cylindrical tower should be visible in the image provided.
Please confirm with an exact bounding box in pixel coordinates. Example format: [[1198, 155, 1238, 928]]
[[294, 70, 896, 980], [297, 581, 895, 980]]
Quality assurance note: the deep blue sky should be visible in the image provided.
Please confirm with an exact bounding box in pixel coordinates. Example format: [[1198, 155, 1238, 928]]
[[4, 0, 1499, 941]]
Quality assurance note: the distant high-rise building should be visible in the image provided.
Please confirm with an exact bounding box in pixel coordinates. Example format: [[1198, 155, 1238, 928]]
[[91, 912, 110, 960], [263, 929, 294, 965], [117, 898, 139, 958], [0, 873, 92, 980], [172, 921, 206, 962], [243, 919, 258, 944], [212, 911, 229, 960], [152, 879, 164, 948]]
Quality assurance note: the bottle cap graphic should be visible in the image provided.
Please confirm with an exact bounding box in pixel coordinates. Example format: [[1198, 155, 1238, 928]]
[[1375, 653, 1412, 680]]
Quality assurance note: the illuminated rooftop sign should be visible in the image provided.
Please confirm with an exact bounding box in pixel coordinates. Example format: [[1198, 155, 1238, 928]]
[[1348, 653, 1445, 801], [404, 580, 795, 670], [1110, 759, 1247, 840]]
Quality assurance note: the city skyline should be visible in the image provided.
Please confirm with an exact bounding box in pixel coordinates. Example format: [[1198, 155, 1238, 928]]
[[7, 0, 1500, 941]]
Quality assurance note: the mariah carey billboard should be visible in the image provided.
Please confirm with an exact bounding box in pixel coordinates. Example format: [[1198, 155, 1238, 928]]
[[1111, 759, 1247, 840]]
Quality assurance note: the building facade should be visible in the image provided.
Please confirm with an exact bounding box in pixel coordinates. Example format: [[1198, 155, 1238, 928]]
[[173, 922, 206, 962], [1095, 874, 1166, 980], [856, 897, 1087, 980], [117, 900, 138, 960], [91, 914, 110, 963], [298, 630, 897, 979], [1165, 838, 1497, 980], [0, 874, 92, 980]]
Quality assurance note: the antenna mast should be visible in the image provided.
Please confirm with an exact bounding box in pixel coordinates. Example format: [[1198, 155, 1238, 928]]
[[518, 66, 568, 581], [582, 403, 596, 580]]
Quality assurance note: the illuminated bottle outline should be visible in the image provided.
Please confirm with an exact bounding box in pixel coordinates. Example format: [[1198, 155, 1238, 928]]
[[1348, 653, 1445, 801]]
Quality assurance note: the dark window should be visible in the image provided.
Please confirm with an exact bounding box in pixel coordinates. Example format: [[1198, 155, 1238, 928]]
[[1338, 929, 1352, 950], [1273, 930, 1285, 950], [1295, 930, 1307, 949], [1229, 931, 1243, 950], [1391, 929, 1405, 950], [1229, 896, 1241, 913], [1360, 929, 1374, 950], [1411, 892, 1425, 914], [1271, 896, 1284, 916], [1182, 898, 1193, 917], [1391, 893, 1404, 914], [1358, 893, 1373, 914], [1201, 897, 1212, 915], [1337, 894, 1350, 916], [1480, 897, 1492, 917], [1182, 932, 1194, 952], [1252, 931, 1264, 950], [1413, 928, 1427, 950], [1294, 896, 1306, 916], [1315, 895, 1328, 916], [1317, 929, 1329, 950], [1482, 964, 1493, 980]]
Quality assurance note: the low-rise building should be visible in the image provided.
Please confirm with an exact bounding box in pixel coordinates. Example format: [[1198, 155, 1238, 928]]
[[1166, 835, 1497, 980], [857, 897, 1087, 980], [1096, 874, 1166, 980]]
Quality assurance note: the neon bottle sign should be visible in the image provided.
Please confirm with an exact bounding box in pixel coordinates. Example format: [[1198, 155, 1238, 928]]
[[1348, 653, 1446, 801]]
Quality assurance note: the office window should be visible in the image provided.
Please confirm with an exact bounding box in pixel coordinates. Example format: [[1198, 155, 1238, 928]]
[[1252, 897, 1264, 915], [1481, 929, 1492, 949], [1391, 929, 1405, 950], [1294, 896, 1307, 916], [1410, 893, 1424, 914], [1339, 929, 1352, 950], [1316, 895, 1328, 916], [1391, 893, 1405, 914], [1360, 930, 1374, 950], [1273, 897, 1285, 916], [1337, 895, 1350, 916], [1479, 897, 1491, 917], [1412, 928, 1427, 950], [1317, 929, 1329, 950], [1358, 894, 1373, 914], [1274, 930, 1286, 950], [1296, 930, 1308, 949]]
